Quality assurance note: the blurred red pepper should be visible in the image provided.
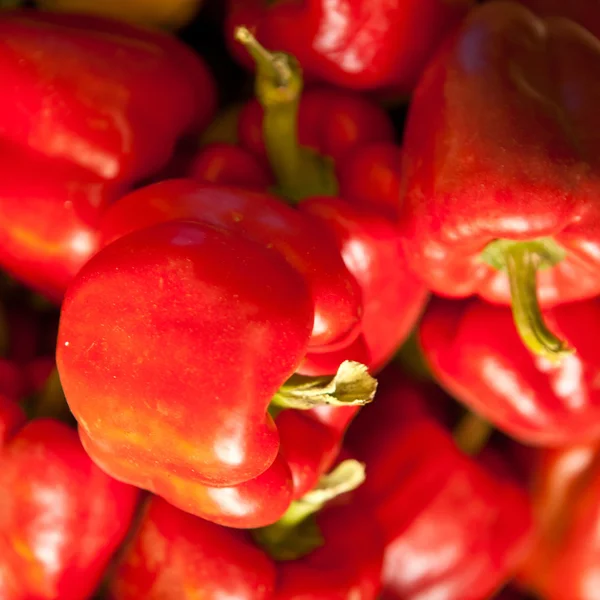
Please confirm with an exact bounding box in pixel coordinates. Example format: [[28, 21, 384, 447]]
[[193, 31, 428, 375], [420, 296, 600, 446], [225, 0, 472, 94], [0, 9, 216, 184], [0, 419, 140, 600], [346, 367, 533, 600], [517, 442, 600, 600], [108, 485, 383, 599], [397, 0, 600, 362], [515, 0, 600, 38]]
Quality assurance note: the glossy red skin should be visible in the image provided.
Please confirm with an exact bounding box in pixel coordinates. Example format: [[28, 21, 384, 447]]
[[0, 419, 140, 600], [108, 496, 277, 599], [0, 144, 120, 302], [80, 409, 342, 529], [0, 10, 216, 184], [225, 0, 472, 92], [420, 296, 600, 446], [515, 0, 600, 38], [298, 198, 428, 376], [346, 373, 533, 600], [57, 220, 314, 489], [99, 179, 361, 352], [517, 443, 600, 600], [275, 502, 384, 599], [398, 1, 600, 306]]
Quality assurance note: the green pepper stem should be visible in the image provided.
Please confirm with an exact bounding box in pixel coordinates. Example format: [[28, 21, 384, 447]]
[[234, 27, 338, 203], [504, 244, 572, 363], [454, 411, 492, 456], [253, 460, 365, 560]]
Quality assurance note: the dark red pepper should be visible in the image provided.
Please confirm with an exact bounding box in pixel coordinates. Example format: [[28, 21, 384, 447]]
[[225, 0, 472, 93], [346, 367, 533, 600], [0, 419, 140, 600], [420, 296, 600, 446], [397, 0, 600, 361], [0, 9, 216, 184], [517, 443, 600, 600]]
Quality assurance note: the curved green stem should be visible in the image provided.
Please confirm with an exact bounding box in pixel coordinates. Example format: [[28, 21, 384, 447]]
[[234, 27, 338, 203], [454, 411, 492, 456], [253, 460, 365, 560], [482, 238, 572, 363]]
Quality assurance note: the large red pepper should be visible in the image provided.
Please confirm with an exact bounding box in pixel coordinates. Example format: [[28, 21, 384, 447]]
[[192, 31, 428, 375], [0, 418, 140, 600], [517, 442, 600, 600], [397, 0, 600, 362], [225, 0, 472, 93], [346, 367, 533, 600], [108, 475, 383, 599], [57, 219, 375, 522], [0, 10, 216, 301], [0, 9, 216, 184], [420, 296, 600, 446]]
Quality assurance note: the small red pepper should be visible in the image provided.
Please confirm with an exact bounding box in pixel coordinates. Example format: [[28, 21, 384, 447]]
[[225, 0, 472, 93], [517, 443, 600, 600], [347, 368, 533, 600], [0, 419, 140, 600], [397, 0, 600, 362], [0, 9, 216, 184], [420, 296, 600, 446], [108, 470, 384, 599]]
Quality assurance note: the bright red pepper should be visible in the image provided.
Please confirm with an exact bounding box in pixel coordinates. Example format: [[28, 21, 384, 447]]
[[108, 493, 384, 599], [346, 368, 533, 600], [57, 220, 314, 490], [517, 443, 600, 600], [225, 0, 472, 93], [192, 32, 428, 375], [0, 419, 140, 600], [397, 0, 600, 362], [99, 180, 363, 353], [420, 296, 600, 446], [0, 143, 117, 302], [0, 9, 216, 184]]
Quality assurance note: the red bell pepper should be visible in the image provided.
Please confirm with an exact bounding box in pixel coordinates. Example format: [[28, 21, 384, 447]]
[[193, 30, 428, 375], [57, 219, 313, 488], [225, 0, 472, 93], [346, 367, 533, 600], [57, 219, 375, 519], [420, 296, 600, 446], [108, 470, 383, 599], [397, 0, 600, 362], [0, 418, 140, 600], [0, 9, 216, 184], [517, 442, 600, 600]]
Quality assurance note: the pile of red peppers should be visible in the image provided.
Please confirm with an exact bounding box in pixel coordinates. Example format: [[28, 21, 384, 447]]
[[2, 0, 600, 598]]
